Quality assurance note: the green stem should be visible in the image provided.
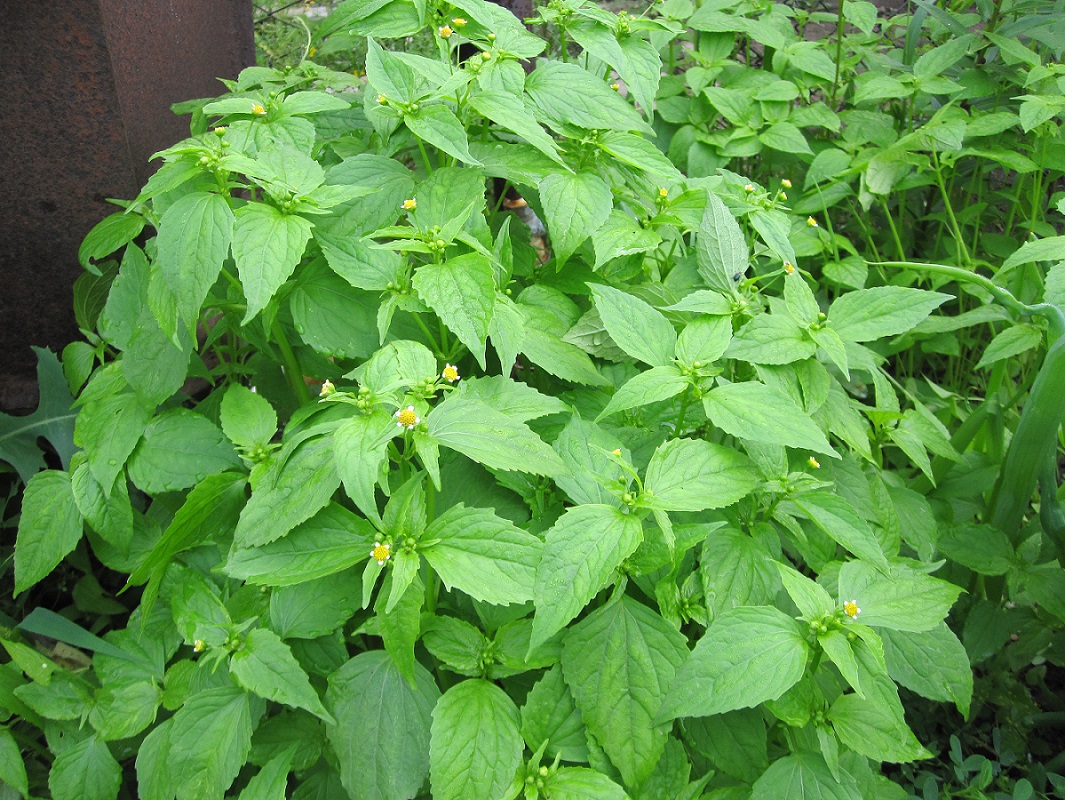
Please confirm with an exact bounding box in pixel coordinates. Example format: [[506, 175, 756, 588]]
[[416, 137, 434, 174], [880, 198, 906, 261], [412, 313, 443, 357], [271, 318, 311, 405], [829, 0, 846, 108], [930, 149, 972, 267]]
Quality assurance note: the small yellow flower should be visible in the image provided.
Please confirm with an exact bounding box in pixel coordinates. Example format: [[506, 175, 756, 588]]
[[779, 191, 788, 200], [372, 541, 391, 565], [807, 216, 819, 227], [611, 448, 622, 456], [610, 82, 620, 90], [251, 103, 267, 116], [659, 187, 669, 198], [438, 25, 453, 38], [442, 363, 460, 383], [395, 405, 420, 429], [843, 599, 861, 618], [781, 178, 793, 189], [744, 183, 755, 192], [308, 46, 318, 57], [784, 261, 795, 275], [808, 456, 820, 469], [402, 198, 417, 210], [377, 94, 387, 104], [319, 379, 336, 397], [193, 639, 206, 653], [452, 17, 467, 26]]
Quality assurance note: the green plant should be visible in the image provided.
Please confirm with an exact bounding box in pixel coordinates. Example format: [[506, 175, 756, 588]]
[[4, 0, 1065, 798]]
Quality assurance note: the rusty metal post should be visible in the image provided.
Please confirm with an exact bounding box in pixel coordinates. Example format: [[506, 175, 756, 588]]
[[0, 1, 254, 410]]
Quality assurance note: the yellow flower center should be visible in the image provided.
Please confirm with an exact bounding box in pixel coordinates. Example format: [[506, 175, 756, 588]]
[[372, 542, 391, 564], [251, 103, 266, 116], [319, 379, 335, 397], [808, 456, 820, 469], [442, 364, 459, 383], [784, 261, 795, 275], [807, 216, 819, 227], [843, 600, 861, 618], [452, 17, 467, 26], [396, 407, 419, 428], [782, 178, 793, 189], [402, 198, 417, 210], [438, 25, 453, 38], [659, 188, 669, 198]]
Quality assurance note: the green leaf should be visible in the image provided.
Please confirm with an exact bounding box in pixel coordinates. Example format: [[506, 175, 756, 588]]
[[531, 505, 643, 649], [221, 384, 278, 450], [154, 191, 235, 333], [0, 726, 28, 797], [591, 210, 662, 271], [936, 524, 1014, 576], [676, 316, 732, 365], [74, 366, 154, 493], [71, 460, 133, 548], [881, 623, 972, 716], [658, 606, 809, 721], [752, 752, 862, 800], [334, 409, 395, 522], [561, 596, 687, 787], [422, 503, 543, 605], [913, 34, 974, 81], [168, 687, 255, 800], [588, 284, 676, 366], [365, 38, 421, 102], [597, 132, 682, 185], [412, 253, 495, 369], [233, 202, 314, 322], [127, 409, 240, 493], [838, 560, 963, 632], [49, 735, 122, 800], [281, 90, 352, 115], [726, 313, 816, 365], [684, 710, 768, 784], [0, 347, 76, 483], [521, 325, 610, 386], [701, 528, 780, 618], [553, 415, 625, 507], [121, 308, 193, 406], [15, 470, 83, 595], [239, 748, 296, 800], [759, 122, 813, 154], [234, 434, 341, 548], [427, 394, 567, 478], [697, 192, 748, 294], [376, 570, 424, 683], [327, 651, 440, 800], [404, 104, 480, 165], [1003, 235, 1065, 269], [525, 61, 653, 136], [521, 666, 589, 762], [429, 680, 523, 800], [538, 172, 613, 267], [290, 266, 380, 359], [468, 90, 564, 165], [786, 492, 889, 570], [423, 616, 488, 677], [231, 628, 334, 722], [456, 376, 567, 422], [703, 381, 836, 456], [750, 209, 797, 267], [644, 437, 760, 512], [828, 287, 951, 342], [78, 211, 145, 271], [596, 365, 688, 421], [351, 339, 439, 397], [975, 323, 1043, 369]]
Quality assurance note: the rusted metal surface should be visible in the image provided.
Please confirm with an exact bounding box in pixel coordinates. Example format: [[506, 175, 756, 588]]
[[0, 1, 253, 411]]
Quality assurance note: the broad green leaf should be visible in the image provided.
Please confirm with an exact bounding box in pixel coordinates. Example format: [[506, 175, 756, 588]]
[[221, 384, 278, 450], [750, 209, 798, 267], [837, 560, 962, 632], [760, 122, 813, 154], [726, 313, 817, 364], [697, 192, 748, 294], [447, 0, 546, 58], [644, 437, 760, 512], [166, 688, 255, 800], [430, 680, 523, 800], [828, 287, 951, 342], [71, 460, 133, 548], [127, 409, 240, 493], [468, 90, 564, 165], [777, 563, 835, 619], [521, 666, 589, 762], [48, 735, 122, 800], [351, 339, 439, 397], [542, 767, 628, 800], [588, 284, 676, 366], [456, 376, 566, 422], [327, 651, 440, 800], [412, 253, 495, 368], [232, 628, 334, 722], [427, 394, 566, 477], [553, 415, 625, 507], [422, 503, 542, 605], [130, 472, 247, 586], [913, 34, 974, 81], [404, 104, 480, 165], [538, 172, 613, 267], [121, 309, 193, 406], [975, 323, 1043, 369], [591, 210, 662, 271], [74, 365, 153, 493], [701, 528, 780, 618], [828, 637, 930, 763], [1003, 235, 1065, 270], [423, 616, 488, 677], [752, 752, 862, 800], [675, 316, 732, 365], [409, 166, 487, 231], [225, 502, 374, 586], [365, 38, 421, 102], [0, 348, 76, 483], [658, 606, 809, 721], [785, 492, 889, 570], [597, 132, 683, 185], [489, 293, 524, 374], [281, 90, 352, 115], [319, 234, 403, 291], [234, 434, 341, 548], [239, 748, 296, 800], [531, 505, 643, 649], [881, 623, 972, 716], [78, 211, 145, 271], [334, 409, 395, 522], [935, 523, 1014, 576], [684, 710, 768, 784], [233, 202, 314, 322], [561, 596, 687, 787], [703, 381, 837, 456], [525, 61, 654, 136], [597, 365, 688, 421], [0, 726, 28, 797], [15, 470, 83, 595], [290, 267, 380, 359], [271, 569, 361, 639], [155, 191, 235, 332], [521, 325, 611, 386], [375, 570, 424, 683]]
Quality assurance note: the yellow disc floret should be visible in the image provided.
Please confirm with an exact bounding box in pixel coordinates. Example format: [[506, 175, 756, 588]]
[[395, 405, 420, 429], [442, 363, 460, 383], [402, 198, 417, 210], [438, 25, 453, 38], [843, 599, 861, 618], [251, 103, 267, 116], [372, 542, 391, 565]]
